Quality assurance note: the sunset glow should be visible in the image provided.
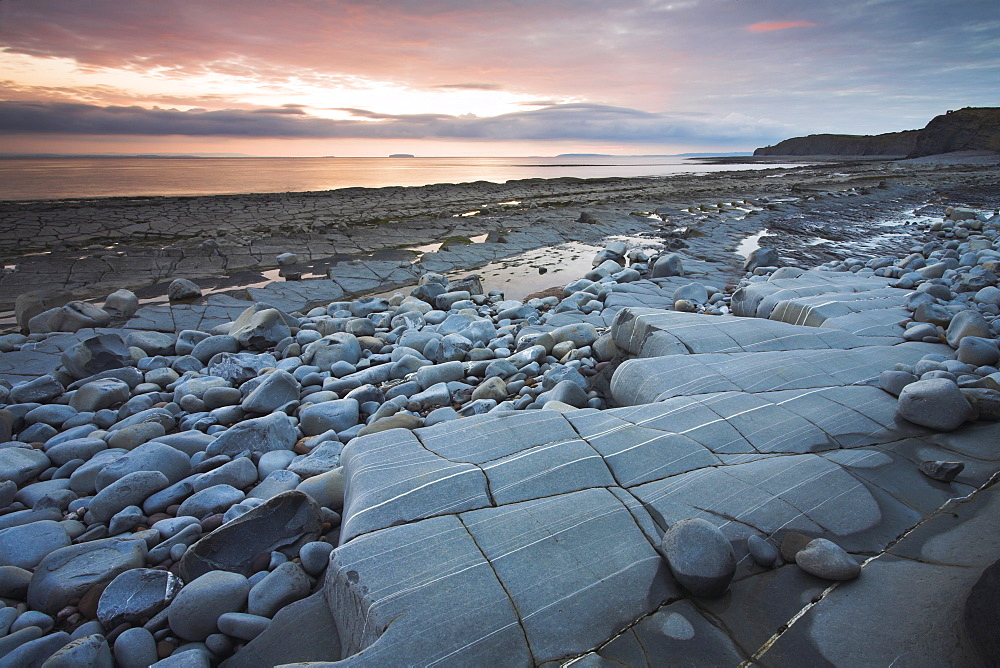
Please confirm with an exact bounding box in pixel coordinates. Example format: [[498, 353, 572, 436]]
[[0, 0, 997, 156], [744, 21, 818, 32]]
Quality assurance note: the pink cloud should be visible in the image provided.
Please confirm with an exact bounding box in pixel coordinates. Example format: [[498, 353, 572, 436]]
[[745, 21, 817, 32], [0, 1, 685, 110]]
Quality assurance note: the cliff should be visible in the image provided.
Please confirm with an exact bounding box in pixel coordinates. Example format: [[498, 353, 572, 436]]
[[754, 107, 1000, 158], [754, 130, 919, 157], [908, 107, 1000, 157]]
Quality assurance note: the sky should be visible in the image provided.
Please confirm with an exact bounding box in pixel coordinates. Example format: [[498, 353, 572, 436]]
[[0, 0, 998, 157]]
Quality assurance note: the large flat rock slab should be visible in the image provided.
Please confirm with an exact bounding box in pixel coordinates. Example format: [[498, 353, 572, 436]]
[[246, 279, 345, 314], [338, 429, 491, 543], [611, 307, 868, 358], [731, 270, 894, 319], [767, 287, 910, 341], [415, 410, 578, 464], [611, 342, 945, 405], [125, 294, 255, 333], [324, 515, 533, 666], [461, 488, 675, 664], [0, 332, 88, 384], [320, 379, 998, 664]]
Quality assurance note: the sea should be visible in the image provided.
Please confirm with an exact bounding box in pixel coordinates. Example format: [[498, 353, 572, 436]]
[[0, 155, 799, 201]]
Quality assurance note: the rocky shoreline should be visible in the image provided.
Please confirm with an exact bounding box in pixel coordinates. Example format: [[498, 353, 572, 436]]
[[1, 156, 1000, 666], [2, 156, 997, 318]]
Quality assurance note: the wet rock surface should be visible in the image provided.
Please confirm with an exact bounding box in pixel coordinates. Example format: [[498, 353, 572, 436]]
[[0, 161, 998, 665]]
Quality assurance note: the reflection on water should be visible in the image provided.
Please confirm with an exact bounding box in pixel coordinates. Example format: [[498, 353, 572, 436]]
[[735, 229, 767, 258], [374, 235, 664, 302], [0, 156, 804, 201]]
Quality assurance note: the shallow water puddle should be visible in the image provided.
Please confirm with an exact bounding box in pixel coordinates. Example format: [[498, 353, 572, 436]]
[[735, 229, 767, 258]]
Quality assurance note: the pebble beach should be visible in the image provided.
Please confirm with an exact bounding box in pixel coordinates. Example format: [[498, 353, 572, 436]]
[[1, 153, 1000, 666]]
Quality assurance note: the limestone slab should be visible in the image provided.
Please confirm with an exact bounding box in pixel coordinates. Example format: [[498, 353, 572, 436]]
[[338, 429, 491, 544]]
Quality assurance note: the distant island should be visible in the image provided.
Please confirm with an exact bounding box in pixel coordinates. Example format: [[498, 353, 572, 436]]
[[755, 107, 1000, 158], [389, 153, 415, 158]]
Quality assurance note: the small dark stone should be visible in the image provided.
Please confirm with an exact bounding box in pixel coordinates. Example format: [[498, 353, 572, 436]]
[[77, 580, 109, 619], [98, 568, 182, 629], [919, 460, 965, 482], [179, 491, 322, 581], [201, 514, 225, 533], [779, 531, 814, 562]]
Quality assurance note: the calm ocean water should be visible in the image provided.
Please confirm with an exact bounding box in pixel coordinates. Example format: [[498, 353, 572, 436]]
[[0, 155, 793, 201]]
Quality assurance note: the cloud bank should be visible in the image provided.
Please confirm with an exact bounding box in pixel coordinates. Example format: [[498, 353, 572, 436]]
[[0, 101, 787, 145], [0, 0, 998, 149]]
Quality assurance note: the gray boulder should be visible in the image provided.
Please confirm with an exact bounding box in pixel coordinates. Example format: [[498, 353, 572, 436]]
[[28, 538, 147, 614], [672, 283, 709, 305], [168, 279, 202, 301], [652, 253, 684, 278], [217, 612, 271, 642], [95, 442, 191, 490], [918, 460, 965, 482], [179, 491, 322, 581], [897, 378, 973, 431], [61, 335, 130, 381], [2, 632, 71, 667], [247, 561, 312, 617], [878, 370, 917, 397], [104, 289, 139, 318], [40, 633, 113, 668], [176, 484, 245, 519], [747, 535, 780, 568], [303, 333, 362, 368], [97, 568, 182, 629], [538, 380, 589, 408], [192, 336, 241, 364], [744, 246, 780, 272], [0, 520, 71, 570], [248, 469, 301, 501], [230, 307, 291, 351], [0, 565, 32, 599], [68, 378, 131, 413], [221, 592, 341, 667], [957, 337, 1000, 367], [9, 375, 63, 404], [15, 289, 73, 331], [205, 412, 297, 459], [287, 442, 343, 478], [946, 310, 991, 348], [112, 627, 157, 668], [241, 370, 299, 414], [794, 538, 861, 580], [660, 518, 735, 598], [125, 331, 175, 356], [28, 301, 112, 334], [416, 361, 464, 390], [299, 542, 335, 576], [193, 457, 258, 492], [299, 399, 360, 436], [206, 351, 275, 383], [167, 570, 250, 641], [0, 447, 51, 486], [89, 471, 170, 523]]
